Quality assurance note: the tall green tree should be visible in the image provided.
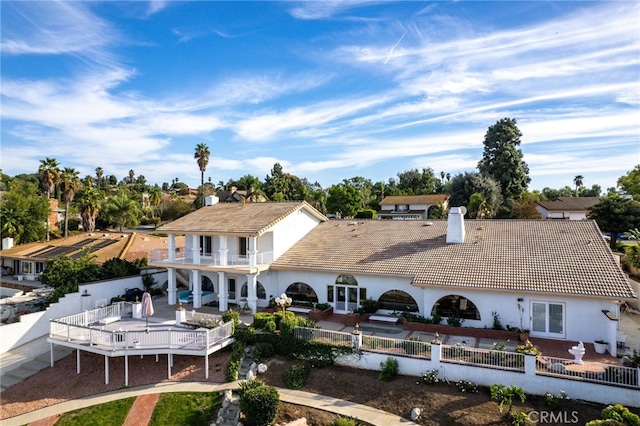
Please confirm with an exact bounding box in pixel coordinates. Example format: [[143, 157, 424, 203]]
[[617, 165, 640, 200], [449, 172, 503, 218], [396, 168, 439, 195], [103, 193, 140, 231], [574, 175, 584, 195], [95, 167, 104, 189], [78, 187, 103, 232], [588, 194, 640, 249], [477, 118, 530, 202], [0, 180, 49, 243], [38, 157, 60, 198], [194, 143, 211, 207], [60, 167, 81, 237], [326, 184, 362, 218]]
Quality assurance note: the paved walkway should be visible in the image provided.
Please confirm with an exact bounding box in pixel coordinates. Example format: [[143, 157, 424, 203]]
[[2, 381, 416, 426]]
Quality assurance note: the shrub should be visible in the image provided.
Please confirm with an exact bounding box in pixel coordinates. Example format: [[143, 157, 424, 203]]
[[284, 363, 310, 390], [329, 416, 368, 426], [420, 368, 440, 384], [456, 379, 478, 393], [544, 390, 568, 409], [491, 310, 504, 330], [490, 384, 526, 413], [238, 378, 264, 397], [586, 404, 640, 426], [378, 357, 399, 382], [515, 340, 541, 357], [225, 342, 246, 382], [233, 326, 256, 345], [222, 310, 240, 332], [447, 315, 464, 327], [360, 299, 380, 313], [315, 302, 331, 311], [253, 312, 276, 329], [264, 320, 277, 333], [239, 383, 280, 426], [253, 342, 275, 363]]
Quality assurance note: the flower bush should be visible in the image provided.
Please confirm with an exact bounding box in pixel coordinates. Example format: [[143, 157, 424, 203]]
[[456, 379, 478, 393], [420, 368, 440, 385], [544, 390, 568, 409]]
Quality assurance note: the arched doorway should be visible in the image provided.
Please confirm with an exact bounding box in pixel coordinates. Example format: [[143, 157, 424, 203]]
[[378, 290, 419, 312], [431, 295, 481, 320], [202, 276, 215, 292], [240, 281, 266, 300], [330, 274, 364, 313], [285, 282, 318, 304]]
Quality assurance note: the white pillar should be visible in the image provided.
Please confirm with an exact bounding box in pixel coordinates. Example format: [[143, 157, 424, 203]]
[[125, 355, 129, 387], [167, 354, 172, 378], [192, 235, 201, 265], [218, 272, 228, 312], [246, 273, 258, 314], [50, 343, 54, 367], [105, 356, 109, 385], [192, 269, 201, 308], [205, 354, 209, 380], [219, 236, 228, 266], [168, 234, 176, 262], [77, 349, 81, 374], [248, 236, 258, 269], [175, 303, 186, 325], [168, 268, 177, 305]]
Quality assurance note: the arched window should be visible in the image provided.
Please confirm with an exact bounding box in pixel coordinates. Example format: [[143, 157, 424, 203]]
[[285, 282, 318, 304], [241, 282, 266, 299], [378, 290, 419, 312], [335, 274, 357, 286], [201, 276, 215, 292], [431, 295, 481, 320]]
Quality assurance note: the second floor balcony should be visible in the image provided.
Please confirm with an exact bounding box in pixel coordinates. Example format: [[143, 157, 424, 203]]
[[148, 248, 274, 271]]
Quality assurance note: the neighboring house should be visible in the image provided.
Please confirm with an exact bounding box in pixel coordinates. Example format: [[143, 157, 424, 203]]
[[148, 200, 636, 354], [215, 186, 267, 203], [536, 197, 601, 220], [0, 232, 183, 281], [378, 194, 449, 220]]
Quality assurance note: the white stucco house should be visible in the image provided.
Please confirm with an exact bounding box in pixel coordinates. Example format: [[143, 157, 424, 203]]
[[536, 196, 601, 220], [378, 194, 449, 220], [148, 200, 636, 355]]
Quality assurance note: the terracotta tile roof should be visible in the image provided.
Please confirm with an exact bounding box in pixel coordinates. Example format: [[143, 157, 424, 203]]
[[270, 219, 635, 299], [157, 201, 327, 236], [536, 197, 601, 211], [380, 194, 449, 205]]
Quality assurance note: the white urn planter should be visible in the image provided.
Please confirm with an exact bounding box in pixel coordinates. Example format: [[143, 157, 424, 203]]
[[593, 341, 608, 354]]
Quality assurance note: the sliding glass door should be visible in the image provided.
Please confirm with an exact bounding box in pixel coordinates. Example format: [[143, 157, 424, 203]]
[[531, 301, 565, 338]]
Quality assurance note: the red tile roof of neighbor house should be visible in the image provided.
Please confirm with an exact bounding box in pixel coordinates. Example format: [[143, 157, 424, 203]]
[[156, 201, 327, 236], [270, 219, 636, 300], [380, 194, 449, 205], [536, 196, 602, 211], [1, 233, 184, 264]]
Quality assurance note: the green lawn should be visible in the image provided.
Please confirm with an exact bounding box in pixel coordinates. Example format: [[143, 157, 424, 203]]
[[149, 392, 221, 426], [55, 397, 136, 426]]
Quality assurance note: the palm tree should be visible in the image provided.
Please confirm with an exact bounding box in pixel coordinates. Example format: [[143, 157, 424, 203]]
[[194, 143, 211, 207], [78, 187, 102, 232], [60, 167, 81, 237], [95, 167, 104, 189], [574, 175, 584, 196], [128, 169, 136, 186], [83, 175, 94, 188], [148, 186, 163, 217], [38, 157, 60, 198], [104, 193, 139, 232]]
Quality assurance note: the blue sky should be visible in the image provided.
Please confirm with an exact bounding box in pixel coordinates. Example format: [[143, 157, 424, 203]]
[[1, 1, 639, 192]]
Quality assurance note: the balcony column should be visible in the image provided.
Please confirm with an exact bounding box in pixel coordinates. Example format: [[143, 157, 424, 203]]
[[218, 272, 228, 312], [191, 235, 201, 265], [219, 236, 228, 266], [248, 236, 258, 269], [246, 273, 258, 314], [192, 269, 201, 308], [168, 234, 175, 262], [167, 268, 177, 305]]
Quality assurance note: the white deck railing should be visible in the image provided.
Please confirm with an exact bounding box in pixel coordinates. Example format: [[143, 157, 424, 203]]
[[149, 249, 273, 267], [536, 355, 639, 388], [293, 327, 353, 347], [441, 344, 525, 372], [362, 335, 432, 359]]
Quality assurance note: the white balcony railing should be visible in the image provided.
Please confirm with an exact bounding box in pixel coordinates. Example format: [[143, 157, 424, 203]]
[[148, 249, 273, 267]]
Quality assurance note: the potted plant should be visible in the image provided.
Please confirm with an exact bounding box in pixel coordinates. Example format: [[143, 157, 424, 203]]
[[593, 339, 608, 354], [517, 328, 530, 342], [242, 302, 252, 315]]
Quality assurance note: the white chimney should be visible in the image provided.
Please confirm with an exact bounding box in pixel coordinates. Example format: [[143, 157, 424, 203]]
[[446, 207, 466, 244], [205, 195, 219, 206], [1, 237, 14, 250]]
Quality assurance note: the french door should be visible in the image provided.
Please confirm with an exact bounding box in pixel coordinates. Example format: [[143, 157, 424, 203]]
[[531, 302, 565, 338], [334, 285, 359, 313]]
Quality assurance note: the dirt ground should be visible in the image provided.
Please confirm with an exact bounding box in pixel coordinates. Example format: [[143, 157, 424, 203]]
[[264, 356, 637, 426]]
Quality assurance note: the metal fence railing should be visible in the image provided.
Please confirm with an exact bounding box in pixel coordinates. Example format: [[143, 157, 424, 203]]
[[362, 335, 431, 359], [536, 355, 639, 388], [441, 344, 525, 372], [293, 327, 353, 347]]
